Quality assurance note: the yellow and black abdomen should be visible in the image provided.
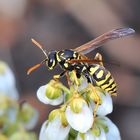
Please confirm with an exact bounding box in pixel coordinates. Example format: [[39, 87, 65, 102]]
[[88, 64, 117, 95]]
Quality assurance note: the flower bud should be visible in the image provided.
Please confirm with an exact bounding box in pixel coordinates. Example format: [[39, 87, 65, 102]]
[[49, 109, 68, 127], [70, 97, 86, 113], [37, 80, 64, 105], [66, 97, 93, 133]]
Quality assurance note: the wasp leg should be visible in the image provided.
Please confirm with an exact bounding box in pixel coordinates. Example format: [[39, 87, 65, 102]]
[[65, 71, 72, 87], [94, 53, 103, 66], [53, 71, 66, 80], [88, 83, 101, 119], [72, 70, 79, 87]]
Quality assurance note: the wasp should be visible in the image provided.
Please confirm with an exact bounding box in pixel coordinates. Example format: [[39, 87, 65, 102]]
[[28, 27, 134, 92], [27, 28, 134, 117]]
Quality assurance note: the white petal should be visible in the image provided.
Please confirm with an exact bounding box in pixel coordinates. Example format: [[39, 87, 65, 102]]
[[104, 117, 121, 140], [39, 118, 70, 140], [97, 129, 107, 140], [78, 77, 89, 92], [0, 62, 19, 100], [3, 87, 19, 100], [0, 63, 15, 88], [23, 110, 39, 130], [77, 131, 94, 140], [77, 129, 106, 140], [7, 107, 18, 123], [66, 103, 93, 133], [90, 92, 113, 116], [37, 85, 63, 105]]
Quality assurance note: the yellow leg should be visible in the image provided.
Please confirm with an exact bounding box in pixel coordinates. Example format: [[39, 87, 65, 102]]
[[88, 84, 101, 118], [53, 71, 66, 80], [53, 74, 61, 79], [65, 71, 72, 87], [72, 70, 79, 86], [94, 53, 103, 66]]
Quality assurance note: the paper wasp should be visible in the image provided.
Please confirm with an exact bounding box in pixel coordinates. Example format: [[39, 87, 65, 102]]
[[27, 28, 134, 117], [27, 28, 134, 94]]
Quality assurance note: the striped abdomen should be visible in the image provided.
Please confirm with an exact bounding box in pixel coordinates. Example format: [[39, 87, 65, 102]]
[[88, 64, 117, 95]]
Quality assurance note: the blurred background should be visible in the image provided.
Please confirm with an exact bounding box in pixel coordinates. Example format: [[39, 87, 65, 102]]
[[0, 0, 140, 139]]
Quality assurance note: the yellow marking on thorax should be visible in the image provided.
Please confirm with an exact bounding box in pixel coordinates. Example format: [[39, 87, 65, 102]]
[[56, 52, 61, 62], [89, 66, 99, 75], [96, 70, 104, 79], [64, 63, 68, 68], [73, 53, 77, 58]]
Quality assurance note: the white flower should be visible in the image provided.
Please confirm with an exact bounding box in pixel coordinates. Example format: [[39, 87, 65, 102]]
[[23, 110, 39, 130], [7, 106, 18, 123], [39, 117, 70, 140], [90, 91, 113, 116], [102, 117, 121, 140], [37, 84, 64, 105], [94, 117, 121, 140], [65, 102, 93, 133], [77, 129, 106, 140], [0, 61, 19, 100]]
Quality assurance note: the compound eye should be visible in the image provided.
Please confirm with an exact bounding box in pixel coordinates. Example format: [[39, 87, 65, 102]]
[[47, 59, 54, 70], [47, 50, 57, 70]]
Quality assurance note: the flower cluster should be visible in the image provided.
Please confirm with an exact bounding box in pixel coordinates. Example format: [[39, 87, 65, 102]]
[[0, 61, 19, 100], [37, 72, 121, 140], [0, 61, 38, 140]]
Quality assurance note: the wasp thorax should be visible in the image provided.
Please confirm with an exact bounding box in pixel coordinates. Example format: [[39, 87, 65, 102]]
[[47, 50, 57, 70]]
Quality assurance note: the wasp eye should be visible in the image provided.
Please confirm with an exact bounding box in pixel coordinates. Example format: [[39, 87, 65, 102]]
[[47, 51, 57, 70]]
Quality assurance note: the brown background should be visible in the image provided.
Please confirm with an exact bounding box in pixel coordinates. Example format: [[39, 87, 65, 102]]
[[0, 0, 140, 139]]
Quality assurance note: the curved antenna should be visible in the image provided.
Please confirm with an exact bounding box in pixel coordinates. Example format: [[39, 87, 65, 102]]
[[27, 39, 48, 75], [31, 38, 48, 58], [27, 59, 47, 75], [27, 63, 43, 75]]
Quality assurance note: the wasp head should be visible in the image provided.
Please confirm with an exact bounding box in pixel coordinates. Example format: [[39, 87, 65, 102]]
[[47, 50, 57, 70]]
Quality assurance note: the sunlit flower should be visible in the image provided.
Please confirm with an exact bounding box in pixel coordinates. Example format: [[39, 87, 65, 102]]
[[37, 85, 63, 105], [0, 61, 19, 100], [98, 117, 121, 140], [39, 117, 70, 140], [65, 97, 93, 133], [76, 116, 121, 140], [90, 89, 113, 116]]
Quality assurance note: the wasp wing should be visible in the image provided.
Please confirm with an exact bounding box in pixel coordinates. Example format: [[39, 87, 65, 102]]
[[74, 28, 135, 54]]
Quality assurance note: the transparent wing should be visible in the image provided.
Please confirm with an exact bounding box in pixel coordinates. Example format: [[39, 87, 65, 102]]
[[74, 28, 135, 54]]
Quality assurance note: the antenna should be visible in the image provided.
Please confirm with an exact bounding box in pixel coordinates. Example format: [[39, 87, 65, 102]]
[[27, 59, 47, 75], [31, 38, 48, 58]]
